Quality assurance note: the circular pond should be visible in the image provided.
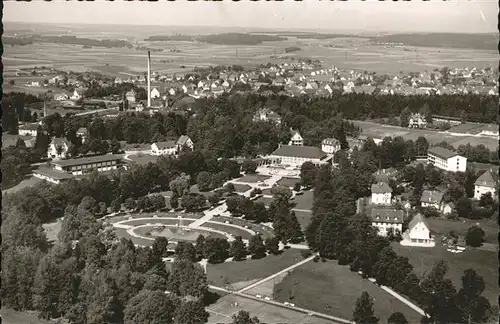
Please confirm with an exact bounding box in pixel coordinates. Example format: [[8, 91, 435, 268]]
[[133, 225, 228, 242]]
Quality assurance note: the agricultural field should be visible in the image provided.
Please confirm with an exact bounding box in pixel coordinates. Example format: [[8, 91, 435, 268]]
[[353, 120, 499, 151], [274, 259, 422, 323], [392, 243, 497, 304], [206, 248, 303, 288]]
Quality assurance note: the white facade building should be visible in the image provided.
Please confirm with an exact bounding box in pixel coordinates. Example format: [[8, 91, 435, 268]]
[[370, 208, 403, 237], [321, 138, 341, 154], [47, 137, 70, 160], [151, 88, 161, 99], [268, 145, 329, 168], [288, 129, 304, 146], [400, 213, 435, 247], [427, 147, 467, 172], [420, 190, 444, 209], [371, 182, 393, 205], [151, 141, 178, 156], [176, 135, 194, 151], [474, 170, 498, 200], [18, 123, 39, 137], [408, 113, 427, 129]]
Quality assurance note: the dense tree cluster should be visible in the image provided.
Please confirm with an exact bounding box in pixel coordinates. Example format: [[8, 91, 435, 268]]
[[2, 92, 42, 134], [303, 156, 492, 323]]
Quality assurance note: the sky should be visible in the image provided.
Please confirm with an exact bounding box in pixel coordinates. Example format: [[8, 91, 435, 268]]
[[4, 0, 497, 34]]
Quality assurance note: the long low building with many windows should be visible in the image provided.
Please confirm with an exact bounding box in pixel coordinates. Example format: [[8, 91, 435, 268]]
[[33, 154, 124, 184], [427, 147, 467, 172], [268, 145, 332, 167]]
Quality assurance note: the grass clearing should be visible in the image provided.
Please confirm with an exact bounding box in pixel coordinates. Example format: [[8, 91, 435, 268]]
[[236, 174, 271, 183], [207, 248, 303, 287], [125, 153, 158, 166], [426, 218, 498, 245], [0, 308, 53, 324], [277, 177, 300, 188], [293, 190, 313, 211], [293, 210, 313, 230], [392, 243, 497, 304], [232, 183, 252, 193], [274, 259, 422, 323]]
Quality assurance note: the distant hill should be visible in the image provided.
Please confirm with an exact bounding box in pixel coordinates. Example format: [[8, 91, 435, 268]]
[[145, 33, 286, 45], [372, 33, 497, 51]]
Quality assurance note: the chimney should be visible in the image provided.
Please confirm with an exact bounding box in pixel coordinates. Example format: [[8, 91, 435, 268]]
[[147, 51, 151, 108]]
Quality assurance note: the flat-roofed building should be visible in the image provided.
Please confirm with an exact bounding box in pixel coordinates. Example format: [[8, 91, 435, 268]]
[[427, 147, 467, 172], [33, 154, 124, 184], [370, 208, 403, 237], [268, 145, 330, 167]]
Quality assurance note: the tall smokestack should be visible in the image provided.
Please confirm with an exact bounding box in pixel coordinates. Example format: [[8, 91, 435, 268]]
[[147, 51, 151, 108]]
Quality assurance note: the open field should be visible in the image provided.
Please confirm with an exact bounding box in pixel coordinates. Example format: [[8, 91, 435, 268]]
[[293, 210, 313, 230], [201, 222, 254, 240], [353, 120, 499, 151], [0, 308, 53, 324], [4, 28, 496, 77], [125, 153, 158, 165], [236, 174, 271, 183], [274, 259, 422, 323], [392, 243, 498, 304], [426, 218, 498, 245], [232, 183, 252, 193], [206, 248, 303, 287], [2, 175, 43, 194], [293, 191, 314, 211], [207, 293, 336, 324], [2, 133, 34, 148]]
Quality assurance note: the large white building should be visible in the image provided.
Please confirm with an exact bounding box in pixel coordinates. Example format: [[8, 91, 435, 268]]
[[371, 182, 393, 205], [408, 113, 427, 129], [427, 147, 467, 172], [370, 208, 403, 237], [268, 145, 330, 167], [474, 170, 498, 200], [321, 138, 341, 154], [151, 141, 178, 156], [18, 123, 39, 137], [400, 213, 435, 247]]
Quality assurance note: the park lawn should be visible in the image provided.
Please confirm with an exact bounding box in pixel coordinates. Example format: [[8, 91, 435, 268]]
[[126, 153, 158, 166], [292, 190, 313, 211], [277, 177, 300, 188], [392, 243, 498, 304], [426, 218, 498, 245], [232, 183, 252, 193], [237, 174, 271, 183], [202, 222, 254, 240], [293, 210, 313, 230], [206, 248, 304, 287], [274, 259, 422, 324]]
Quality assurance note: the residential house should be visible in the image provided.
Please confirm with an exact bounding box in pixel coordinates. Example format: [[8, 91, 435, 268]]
[[371, 182, 393, 205], [253, 108, 282, 125], [288, 129, 304, 146], [474, 170, 498, 200], [76, 127, 88, 144], [48, 137, 71, 160], [370, 208, 403, 237], [321, 138, 341, 154], [54, 93, 69, 101], [442, 202, 455, 215], [151, 88, 161, 99], [408, 113, 427, 129], [268, 145, 330, 168], [427, 147, 467, 172], [400, 213, 435, 247], [71, 88, 86, 101], [420, 190, 444, 209], [176, 135, 194, 151], [18, 123, 39, 137], [151, 141, 178, 156], [126, 90, 136, 102]]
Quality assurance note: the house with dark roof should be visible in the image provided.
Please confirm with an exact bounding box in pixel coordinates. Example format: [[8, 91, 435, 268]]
[[76, 127, 88, 143], [268, 145, 329, 167], [370, 208, 403, 237], [400, 213, 435, 247], [288, 128, 304, 146], [18, 123, 39, 137], [151, 141, 178, 156], [321, 138, 340, 154], [371, 182, 393, 205], [48, 137, 71, 160], [421, 190, 444, 210], [427, 147, 467, 172], [474, 170, 498, 200]]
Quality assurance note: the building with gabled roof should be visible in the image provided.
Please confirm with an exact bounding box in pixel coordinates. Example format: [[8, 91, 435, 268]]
[[370, 208, 403, 237], [176, 135, 194, 151], [321, 138, 340, 154], [48, 137, 71, 160], [420, 190, 444, 209], [400, 213, 435, 247], [371, 182, 393, 205], [268, 145, 330, 167], [151, 141, 178, 156], [474, 170, 498, 200], [288, 128, 304, 146]]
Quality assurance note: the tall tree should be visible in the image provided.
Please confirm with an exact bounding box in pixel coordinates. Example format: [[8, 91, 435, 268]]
[[174, 300, 209, 324], [248, 234, 266, 259], [455, 269, 491, 324], [353, 291, 379, 324], [230, 236, 248, 261], [124, 290, 178, 324]]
